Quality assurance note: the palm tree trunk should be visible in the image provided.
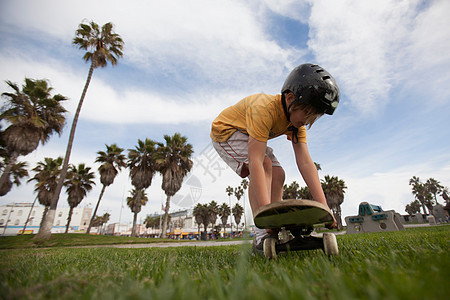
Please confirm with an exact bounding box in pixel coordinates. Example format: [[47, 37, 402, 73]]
[[39, 206, 49, 228], [21, 197, 37, 235], [335, 207, 343, 230], [161, 195, 171, 238], [131, 211, 138, 237], [0, 152, 18, 192], [65, 207, 74, 234], [131, 191, 142, 237], [35, 63, 95, 240], [421, 203, 428, 215], [87, 184, 106, 234]]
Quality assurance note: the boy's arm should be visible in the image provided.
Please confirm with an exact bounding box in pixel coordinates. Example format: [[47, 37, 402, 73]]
[[248, 136, 271, 211], [292, 141, 337, 227]]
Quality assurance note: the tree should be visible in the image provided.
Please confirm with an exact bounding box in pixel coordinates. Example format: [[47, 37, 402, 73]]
[[232, 203, 244, 233], [405, 200, 421, 215], [0, 78, 67, 193], [36, 21, 124, 239], [144, 216, 160, 230], [156, 133, 193, 238], [314, 162, 322, 171], [193, 203, 211, 239], [218, 203, 231, 238], [64, 163, 95, 233], [0, 161, 28, 196], [128, 139, 159, 236], [91, 213, 110, 234], [126, 188, 148, 236], [321, 175, 347, 230], [425, 178, 443, 205], [193, 203, 204, 237], [87, 144, 126, 234], [226, 186, 234, 231], [442, 187, 449, 204], [298, 186, 312, 200], [208, 201, 219, 229], [28, 157, 63, 228], [240, 179, 249, 228], [283, 181, 300, 199], [409, 176, 433, 214], [200, 204, 212, 237]]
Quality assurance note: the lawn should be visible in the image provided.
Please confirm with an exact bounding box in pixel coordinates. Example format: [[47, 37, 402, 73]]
[[0, 233, 181, 250], [0, 226, 449, 300]]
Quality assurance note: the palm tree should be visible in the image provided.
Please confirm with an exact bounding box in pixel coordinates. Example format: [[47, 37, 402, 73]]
[[128, 139, 159, 236], [219, 203, 231, 238], [405, 200, 421, 215], [64, 163, 95, 233], [126, 188, 148, 236], [232, 203, 244, 234], [144, 216, 160, 231], [314, 162, 322, 171], [240, 179, 248, 229], [442, 187, 449, 204], [298, 186, 312, 200], [208, 201, 219, 230], [409, 176, 432, 214], [283, 181, 300, 199], [201, 204, 211, 238], [156, 133, 193, 238], [321, 175, 347, 230], [234, 186, 244, 203], [425, 178, 443, 205], [226, 186, 234, 231], [0, 161, 28, 196], [91, 213, 110, 234], [193, 203, 204, 238], [28, 157, 63, 228], [86, 144, 126, 234], [0, 78, 67, 192], [36, 21, 124, 239]]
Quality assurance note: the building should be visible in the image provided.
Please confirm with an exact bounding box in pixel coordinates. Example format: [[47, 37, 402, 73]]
[[0, 203, 92, 236]]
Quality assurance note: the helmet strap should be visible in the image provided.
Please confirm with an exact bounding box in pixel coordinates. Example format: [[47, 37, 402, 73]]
[[281, 93, 290, 122], [282, 93, 299, 144]]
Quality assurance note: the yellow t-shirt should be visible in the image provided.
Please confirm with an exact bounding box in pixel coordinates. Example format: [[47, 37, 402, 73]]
[[210, 93, 307, 143]]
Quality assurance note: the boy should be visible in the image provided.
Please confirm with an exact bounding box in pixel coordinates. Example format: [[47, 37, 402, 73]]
[[210, 63, 340, 252]]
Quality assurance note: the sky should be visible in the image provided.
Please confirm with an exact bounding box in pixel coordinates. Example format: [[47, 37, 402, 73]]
[[1, 0, 449, 227]]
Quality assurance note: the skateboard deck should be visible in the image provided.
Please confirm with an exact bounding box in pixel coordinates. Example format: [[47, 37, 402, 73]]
[[253, 199, 338, 258], [254, 199, 334, 229]]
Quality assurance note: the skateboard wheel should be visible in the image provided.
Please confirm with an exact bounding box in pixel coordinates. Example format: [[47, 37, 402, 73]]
[[263, 237, 277, 259], [323, 233, 339, 256]]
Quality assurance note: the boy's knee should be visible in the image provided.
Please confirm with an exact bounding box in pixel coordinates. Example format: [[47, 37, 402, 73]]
[[263, 156, 273, 172], [273, 166, 285, 186]]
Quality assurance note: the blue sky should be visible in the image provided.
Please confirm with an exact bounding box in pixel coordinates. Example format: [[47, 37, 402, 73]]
[[1, 0, 449, 226]]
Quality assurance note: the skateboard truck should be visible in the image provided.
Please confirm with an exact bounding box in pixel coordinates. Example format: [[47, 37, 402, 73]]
[[263, 228, 339, 259], [254, 199, 339, 259]]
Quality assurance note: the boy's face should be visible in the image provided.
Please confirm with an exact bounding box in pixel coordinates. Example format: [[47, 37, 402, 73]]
[[286, 93, 307, 128]]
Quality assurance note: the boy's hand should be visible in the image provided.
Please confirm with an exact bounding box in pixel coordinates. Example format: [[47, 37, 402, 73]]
[[326, 215, 337, 229]]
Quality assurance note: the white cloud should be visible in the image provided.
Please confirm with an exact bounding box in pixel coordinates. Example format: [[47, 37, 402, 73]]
[[1, 0, 304, 93], [0, 52, 245, 125], [307, 0, 450, 115]]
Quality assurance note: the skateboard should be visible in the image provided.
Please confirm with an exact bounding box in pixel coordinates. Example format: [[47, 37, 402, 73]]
[[254, 199, 339, 259]]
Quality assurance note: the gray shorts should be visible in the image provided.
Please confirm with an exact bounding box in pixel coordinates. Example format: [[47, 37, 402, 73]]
[[212, 131, 281, 178]]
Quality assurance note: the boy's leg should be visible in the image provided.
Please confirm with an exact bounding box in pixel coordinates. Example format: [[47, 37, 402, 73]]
[[271, 166, 285, 203], [212, 132, 283, 249]]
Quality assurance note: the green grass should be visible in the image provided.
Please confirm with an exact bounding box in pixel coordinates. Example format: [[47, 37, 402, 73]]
[[0, 233, 180, 249], [1, 226, 449, 300]]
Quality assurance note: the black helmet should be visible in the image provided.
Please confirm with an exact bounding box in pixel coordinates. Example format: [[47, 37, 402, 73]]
[[281, 63, 340, 115]]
